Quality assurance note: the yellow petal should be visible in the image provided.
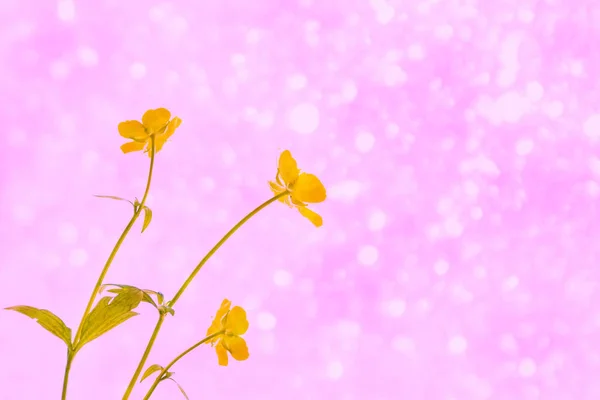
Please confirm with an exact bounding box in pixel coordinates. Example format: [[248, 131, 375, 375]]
[[278, 150, 299, 185], [216, 341, 229, 366], [206, 299, 231, 337], [151, 136, 166, 155], [290, 196, 307, 208], [118, 120, 147, 140], [223, 336, 249, 361], [153, 118, 180, 154], [162, 116, 181, 141], [269, 181, 287, 201], [120, 141, 146, 154], [225, 306, 249, 335], [142, 108, 171, 134], [298, 206, 323, 227], [283, 196, 295, 208], [292, 173, 326, 203]]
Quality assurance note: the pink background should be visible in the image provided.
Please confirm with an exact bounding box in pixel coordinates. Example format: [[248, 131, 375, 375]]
[[2, 0, 600, 399]]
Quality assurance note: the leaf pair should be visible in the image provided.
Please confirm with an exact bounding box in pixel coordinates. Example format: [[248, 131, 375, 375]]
[[95, 195, 153, 233], [5, 285, 149, 354], [99, 284, 174, 316], [141, 364, 189, 399]]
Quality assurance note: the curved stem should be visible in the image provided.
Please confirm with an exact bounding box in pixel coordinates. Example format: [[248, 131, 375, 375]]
[[122, 192, 287, 399], [60, 137, 156, 399], [74, 137, 156, 345], [61, 351, 74, 400], [169, 192, 287, 307], [143, 331, 224, 400], [122, 314, 165, 399]]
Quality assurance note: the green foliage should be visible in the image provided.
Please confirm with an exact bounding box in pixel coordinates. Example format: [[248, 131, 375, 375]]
[[94, 194, 134, 207], [141, 365, 190, 400], [140, 364, 163, 382], [142, 206, 153, 233], [100, 284, 165, 311], [75, 288, 143, 352], [4, 306, 72, 349], [168, 377, 190, 400], [160, 305, 175, 316]]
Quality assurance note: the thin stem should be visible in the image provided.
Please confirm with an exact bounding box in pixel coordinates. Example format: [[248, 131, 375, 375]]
[[74, 137, 157, 345], [61, 351, 74, 400], [170, 191, 288, 307], [60, 137, 156, 399], [143, 331, 224, 400], [122, 314, 166, 399], [122, 192, 287, 399]]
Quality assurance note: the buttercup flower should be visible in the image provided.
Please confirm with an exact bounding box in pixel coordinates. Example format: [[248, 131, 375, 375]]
[[118, 108, 182, 155], [206, 299, 250, 366], [269, 150, 327, 227]]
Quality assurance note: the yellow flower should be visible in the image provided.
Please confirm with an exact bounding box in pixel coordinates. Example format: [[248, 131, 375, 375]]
[[269, 150, 327, 227], [206, 299, 250, 366], [118, 108, 182, 155]]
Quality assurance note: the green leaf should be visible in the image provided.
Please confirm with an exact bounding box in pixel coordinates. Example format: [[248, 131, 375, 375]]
[[162, 371, 174, 381], [141, 289, 164, 306], [141, 206, 153, 233], [168, 378, 190, 400], [107, 288, 156, 308], [94, 195, 134, 206], [5, 305, 72, 348], [160, 306, 175, 317], [76, 289, 144, 351], [140, 364, 164, 382], [133, 198, 141, 213], [100, 284, 161, 309]]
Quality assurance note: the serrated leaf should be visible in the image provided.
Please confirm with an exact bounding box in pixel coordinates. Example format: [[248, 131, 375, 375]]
[[141, 206, 153, 233], [168, 378, 190, 400], [100, 284, 160, 309], [5, 305, 72, 348], [94, 195, 134, 206], [76, 289, 144, 351], [140, 364, 164, 382], [140, 289, 164, 306]]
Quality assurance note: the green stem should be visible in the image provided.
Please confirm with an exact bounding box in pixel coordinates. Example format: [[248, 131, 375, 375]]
[[143, 331, 223, 400], [60, 137, 156, 399], [61, 351, 74, 400], [122, 314, 165, 399], [74, 137, 156, 345], [122, 192, 287, 399], [169, 191, 287, 307]]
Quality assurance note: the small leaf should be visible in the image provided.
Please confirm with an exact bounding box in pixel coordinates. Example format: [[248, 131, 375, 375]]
[[76, 289, 144, 351], [141, 206, 153, 233], [133, 198, 141, 213], [5, 305, 72, 348], [159, 305, 175, 316], [168, 378, 190, 400], [162, 371, 174, 381], [94, 195, 134, 206], [141, 364, 164, 382], [100, 284, 160, 309], [141, 289, 164, 306]]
